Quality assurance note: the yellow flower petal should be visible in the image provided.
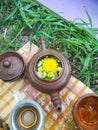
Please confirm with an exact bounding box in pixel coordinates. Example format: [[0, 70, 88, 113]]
[[42, 57, 58, 73]]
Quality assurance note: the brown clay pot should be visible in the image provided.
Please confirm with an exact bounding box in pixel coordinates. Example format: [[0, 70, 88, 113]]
[[73, 93, 98, 130], [27, 38, 71, 111], [0, 51, 25, 82]]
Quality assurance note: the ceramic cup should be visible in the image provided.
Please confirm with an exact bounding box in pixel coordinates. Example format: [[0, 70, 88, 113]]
[[9, 92, 44, 130], [73, 93, 98, 130]]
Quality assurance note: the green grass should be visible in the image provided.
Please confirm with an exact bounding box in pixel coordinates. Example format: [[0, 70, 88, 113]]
[[0, 0, 98, 93]]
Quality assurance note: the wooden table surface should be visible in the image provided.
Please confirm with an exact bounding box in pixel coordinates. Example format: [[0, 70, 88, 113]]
[[0, 42, 93, 130]]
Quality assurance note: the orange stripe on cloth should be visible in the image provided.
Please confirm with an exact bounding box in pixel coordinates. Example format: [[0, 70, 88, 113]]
[[1, 82, 18, 95], [0, 81, 5, 88], [0, 89, 13, 100], [66, 79, 80, 91], [4, 113, 10, 122], [0, 96, 14, 112]]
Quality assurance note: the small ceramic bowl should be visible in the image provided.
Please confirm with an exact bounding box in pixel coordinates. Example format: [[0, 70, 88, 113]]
[[9, 100, 44, 130], [73, 93, 98, 130]]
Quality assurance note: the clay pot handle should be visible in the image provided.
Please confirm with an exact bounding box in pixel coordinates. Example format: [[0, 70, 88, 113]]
[[50, 92, 62, 112], [40, 37, 46, 50]]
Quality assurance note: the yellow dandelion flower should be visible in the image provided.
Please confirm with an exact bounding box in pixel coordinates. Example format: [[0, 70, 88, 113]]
[[42, 57, 58, 73], [36, 55, 62, 80]]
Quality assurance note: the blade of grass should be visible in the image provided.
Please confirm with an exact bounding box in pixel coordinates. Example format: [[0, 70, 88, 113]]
[[85, 8, 93, 28]]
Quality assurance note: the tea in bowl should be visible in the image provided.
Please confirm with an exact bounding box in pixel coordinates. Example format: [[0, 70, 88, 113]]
[[73, 94, 98, 130]]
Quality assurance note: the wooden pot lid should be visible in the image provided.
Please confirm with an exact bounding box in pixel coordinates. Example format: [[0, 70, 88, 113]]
[[0, 51, 25, 82]]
